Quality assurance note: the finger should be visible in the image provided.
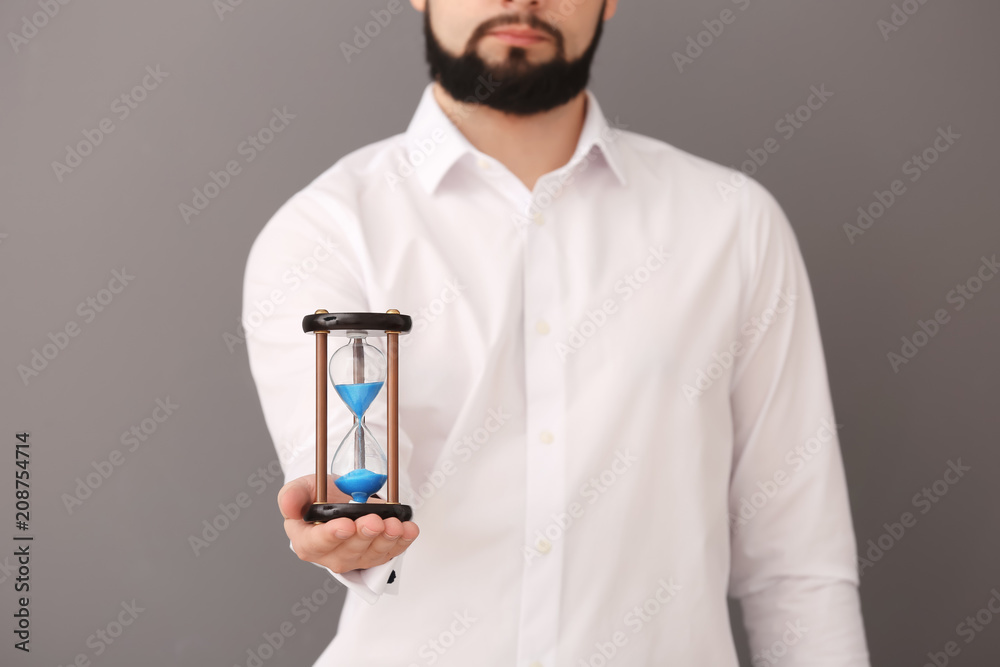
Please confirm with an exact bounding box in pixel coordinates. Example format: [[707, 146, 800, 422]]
[[277, 475, 315, 520], [278, 474, 349, 519], [334, 514, 385, 563], [364, 517, 404, 560], [386, 521, 420, 559], [285, 517, 356, 560]]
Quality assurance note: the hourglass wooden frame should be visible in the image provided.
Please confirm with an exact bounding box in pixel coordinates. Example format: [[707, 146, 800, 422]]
[[302, 309, 413, 524]]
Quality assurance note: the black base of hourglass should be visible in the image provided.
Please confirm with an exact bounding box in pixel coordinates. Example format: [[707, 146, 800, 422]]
[[305, 502, 413, 524]]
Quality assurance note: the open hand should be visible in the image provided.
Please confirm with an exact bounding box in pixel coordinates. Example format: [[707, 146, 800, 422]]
[[278, 474, 419, 573]]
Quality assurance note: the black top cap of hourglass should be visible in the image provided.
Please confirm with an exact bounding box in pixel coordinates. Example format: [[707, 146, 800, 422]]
[[302, 311, 413, 336]]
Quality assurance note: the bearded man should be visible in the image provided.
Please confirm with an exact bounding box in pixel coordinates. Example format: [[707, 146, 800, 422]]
[[243, 1, 871, 664]]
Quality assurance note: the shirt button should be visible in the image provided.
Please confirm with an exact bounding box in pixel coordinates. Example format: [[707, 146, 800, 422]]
[[535, 320, 550, 335], [536, 538, 552, 554], [476, 156, 490, 170], [533, 212, 546, 226], [539, 430, 554, 444], [529, 662, 544, 667]]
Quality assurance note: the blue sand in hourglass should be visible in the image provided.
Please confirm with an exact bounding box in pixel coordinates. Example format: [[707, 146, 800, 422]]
[[334, 381, 384, 417], [335, 469, 388, 503]]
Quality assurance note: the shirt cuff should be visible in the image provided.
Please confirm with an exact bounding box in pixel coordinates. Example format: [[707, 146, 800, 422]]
[[288, 539, 403, 605], [325, 554, 403, 605], [738, 576, 870, 666]]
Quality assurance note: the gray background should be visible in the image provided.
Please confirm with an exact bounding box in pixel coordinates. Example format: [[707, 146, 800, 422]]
[[1, 0, 998, 665]]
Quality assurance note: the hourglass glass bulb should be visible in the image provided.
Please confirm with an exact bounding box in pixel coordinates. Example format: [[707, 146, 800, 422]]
[[329, 333, 388, 503], [331, 421, 387, 502], [329, 334, 386, 417]]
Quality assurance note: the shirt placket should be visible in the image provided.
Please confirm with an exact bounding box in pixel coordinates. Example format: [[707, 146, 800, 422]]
[[516, 184, 566, 667]]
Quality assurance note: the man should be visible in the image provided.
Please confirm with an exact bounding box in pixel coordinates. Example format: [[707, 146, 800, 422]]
[[243, 0, 871, 664]]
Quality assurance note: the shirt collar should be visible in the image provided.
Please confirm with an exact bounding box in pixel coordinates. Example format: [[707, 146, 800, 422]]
[[403, 83, 628, 195]]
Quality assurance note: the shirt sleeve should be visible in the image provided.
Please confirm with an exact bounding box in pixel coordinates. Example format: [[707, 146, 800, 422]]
[[726, 179, 870, 665], [243, 186, 416, 605]]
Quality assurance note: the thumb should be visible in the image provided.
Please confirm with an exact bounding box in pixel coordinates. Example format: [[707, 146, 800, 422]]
[[277, 474, 351, 519], [277, 474, 315, 520]]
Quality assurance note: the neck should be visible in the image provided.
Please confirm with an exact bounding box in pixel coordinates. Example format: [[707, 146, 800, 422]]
[[432, 81, 587, 192]]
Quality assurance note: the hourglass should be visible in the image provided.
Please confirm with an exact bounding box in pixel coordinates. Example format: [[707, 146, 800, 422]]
[[302, 310, 413, 523]]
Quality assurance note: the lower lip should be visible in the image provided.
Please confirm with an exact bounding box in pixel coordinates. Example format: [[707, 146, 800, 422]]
[[488, 32, 547, 46]]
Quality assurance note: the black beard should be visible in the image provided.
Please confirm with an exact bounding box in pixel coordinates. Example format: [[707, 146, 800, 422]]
[[423, 2, 605, 116]]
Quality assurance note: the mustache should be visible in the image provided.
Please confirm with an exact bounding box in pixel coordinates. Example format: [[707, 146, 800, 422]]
[[464, 13, 565, 54]]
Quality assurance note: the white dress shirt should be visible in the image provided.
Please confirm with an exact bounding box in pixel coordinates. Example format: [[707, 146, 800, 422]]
[[243, 82, 870, 666]]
